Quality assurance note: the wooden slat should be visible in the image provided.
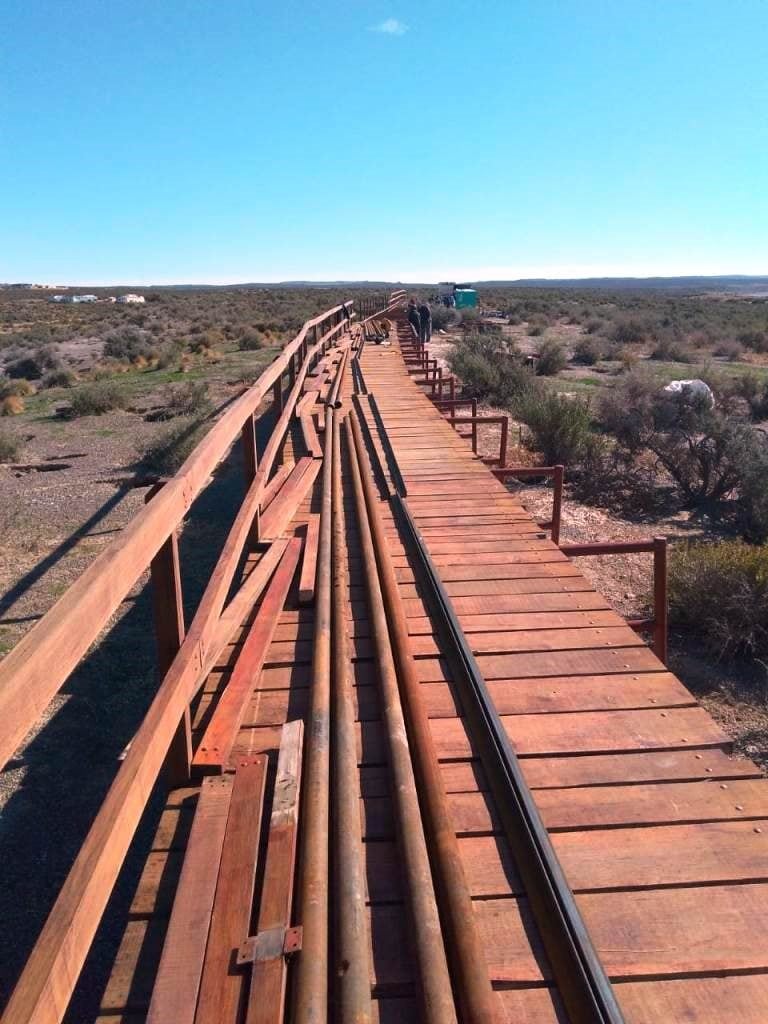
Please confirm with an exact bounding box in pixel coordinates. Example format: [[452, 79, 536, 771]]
[[244, 720, 303, 1024], [194, 538, 302, 772], [259, 459, 321, 540], [194, 758, 268, 1024], [147, 777, 233, 1024], [298, 517, 320, 605]]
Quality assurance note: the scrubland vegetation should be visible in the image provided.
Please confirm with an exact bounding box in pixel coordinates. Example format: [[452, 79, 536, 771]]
[[442, 285, 768, 662]]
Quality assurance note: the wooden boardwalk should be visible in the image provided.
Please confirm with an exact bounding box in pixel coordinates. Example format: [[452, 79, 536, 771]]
[[2, 298, 768, 1024]]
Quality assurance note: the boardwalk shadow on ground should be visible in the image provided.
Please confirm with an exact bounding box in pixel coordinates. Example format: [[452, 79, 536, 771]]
[[0, 404, 278, 1020]]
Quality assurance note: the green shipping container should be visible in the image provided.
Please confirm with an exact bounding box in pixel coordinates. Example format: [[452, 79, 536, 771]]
[[454, 288, 477, 308]]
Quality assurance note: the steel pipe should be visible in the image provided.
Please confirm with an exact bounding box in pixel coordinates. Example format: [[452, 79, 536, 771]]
[[331, 412, 372, 1023], [344, 419, 457, 1024], [293, 405, 334, 1024], [348, 408, 498, 1024]]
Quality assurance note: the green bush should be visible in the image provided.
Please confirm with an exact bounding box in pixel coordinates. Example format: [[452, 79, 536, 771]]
[[649, 333, 693, 363], [738, 330, 768, 353], [611, 319, 645, 344], [536, 338, 567, 376], [572, 337, 602, 365], [164, 380, 212, 419], [103, 326, 157, 363], [448, 333, 534, 406], [138, 417, 206, 475], [68, 381, 128, 417], [238, 330, 267, 351], [41, 368, 76, 389], [430, 304, 455, 331], [0, 428, 20, 462], [669, 541, 768, 659], [515, 390, 593, 465], [6, 346, 61, 380]]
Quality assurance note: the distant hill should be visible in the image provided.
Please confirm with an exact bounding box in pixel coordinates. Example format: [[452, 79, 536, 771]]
[[474, 276, 768, 293], [3, 275, 767, 293]]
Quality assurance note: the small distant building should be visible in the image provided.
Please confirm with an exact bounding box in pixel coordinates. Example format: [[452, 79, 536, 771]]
[[49, 295, 68, 303], [116, 293, 146, 304], [72, 294, 98, 303]]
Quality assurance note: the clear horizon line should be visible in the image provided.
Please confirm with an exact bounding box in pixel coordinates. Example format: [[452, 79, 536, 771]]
[[5, 269, 768, 288]]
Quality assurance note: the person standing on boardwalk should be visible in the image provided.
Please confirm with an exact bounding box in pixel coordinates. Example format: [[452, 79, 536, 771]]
[[418, 299, 432, 346], [407, 296, 420, 339]]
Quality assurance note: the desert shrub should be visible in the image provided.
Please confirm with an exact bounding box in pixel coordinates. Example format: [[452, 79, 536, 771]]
[[737, 435, 768, 543], [430, 304, 455, 331], [138, 417, 206, 476], [103, 326, 157, 363], [535, 338, 567, 376], [738, 330, 768, 353], [572, 337, 602, 366], [68, 381, 128, 417], [713, 339, 744, 361], [0, 377, 34, 399], [0, 428, 20, 460], [601, 372, 767, 509], [238, 330, 268, 351], [611, 319, 645, 345], [6, 349, 55, 379], [448, 333, 534, 406], [41, 368, 76, 389], [669, 541, 768, 659], [527, 323, 545, 337], [649, 333, 692, 362], [515, 390, 593, 465], [0, 396, 24, 416], [731, 372, 768, 421], [156, 380, 212, 420], [585, 319, 604, 335]]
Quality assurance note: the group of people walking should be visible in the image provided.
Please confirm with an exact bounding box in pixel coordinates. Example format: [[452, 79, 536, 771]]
[[407, 296, 432, 346]]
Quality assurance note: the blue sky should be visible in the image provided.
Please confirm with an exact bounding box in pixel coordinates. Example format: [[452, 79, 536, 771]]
[[2, 1, 767, 284]]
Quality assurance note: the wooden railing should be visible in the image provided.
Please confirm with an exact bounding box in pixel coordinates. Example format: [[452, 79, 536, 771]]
[[0, 299, 357, 1024], [0, 301, 352, 774]]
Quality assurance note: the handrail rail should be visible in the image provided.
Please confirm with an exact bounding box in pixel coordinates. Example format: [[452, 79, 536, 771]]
[[0, 300, 352, 773], [0, 302, 355, 1024]]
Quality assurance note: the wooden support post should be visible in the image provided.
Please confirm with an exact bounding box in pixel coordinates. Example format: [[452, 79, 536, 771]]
[[551, 465, 564, 545], [449, 375, 456, 401], [272, 376, 283, 415], [499, 415, 508, 469], [654, 536, 668, 666], [471, 398, 478, 454], [145, 483, 191, 789], [241, 413, 258, 486]]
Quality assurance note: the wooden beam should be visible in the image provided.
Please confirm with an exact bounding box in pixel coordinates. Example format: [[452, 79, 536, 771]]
[[298, 518, 319, 606], [193, 538, 302, 773], [243, 721, 303, 1024], [148, 527, 191, 788], [259, 459, 321, 542], [146, 776, 234, 1024], [194, 758, 268, 1024]]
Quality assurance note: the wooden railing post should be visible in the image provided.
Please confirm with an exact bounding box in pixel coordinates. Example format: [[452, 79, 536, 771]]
[[653, 537, 668, 665], [499, 416, 508, 469], [551, 465, 564, 545], [145, 483, 191, 789], [241, 413, 258, 486]]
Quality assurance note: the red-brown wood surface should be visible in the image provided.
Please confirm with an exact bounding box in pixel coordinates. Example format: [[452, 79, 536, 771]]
[[194, 758, 268, 1024], [193, 538, 302, 772]]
